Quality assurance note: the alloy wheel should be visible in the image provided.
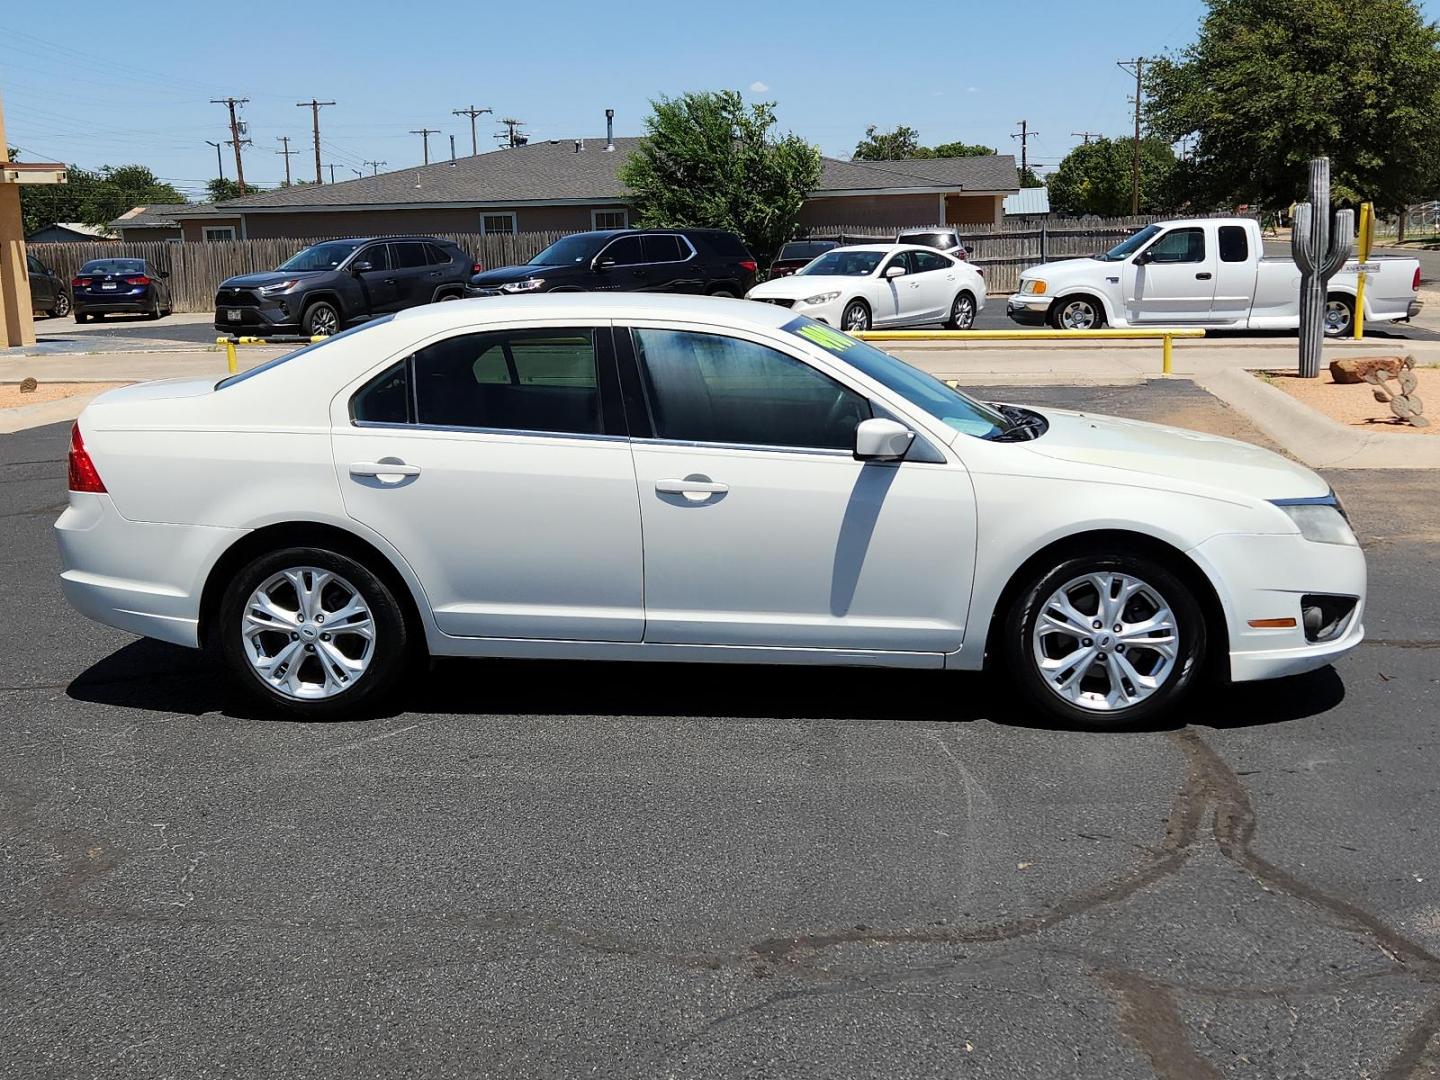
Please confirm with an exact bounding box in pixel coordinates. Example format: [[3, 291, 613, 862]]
[[1031, 571, 1179, 712], [241, 567, 375, 700], [310, 306, 338, 336], [951, 294, 975, 328], [842, 302, 870, 331], [1324, 299, 1351, 335], [54, 293, 71, 317], [1059, 300, 1098, 330]]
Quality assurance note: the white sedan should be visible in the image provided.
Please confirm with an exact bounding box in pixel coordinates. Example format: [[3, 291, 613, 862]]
[[57, 294, 1364, 728], [746, 244, 985, 332]]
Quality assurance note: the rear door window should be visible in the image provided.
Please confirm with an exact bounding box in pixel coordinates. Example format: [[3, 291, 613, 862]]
[[912, 250, 952, 273], [642, 234, 687, 264], [393, 242, 429, 269]]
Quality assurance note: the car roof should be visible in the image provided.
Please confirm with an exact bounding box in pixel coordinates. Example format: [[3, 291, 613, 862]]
[[831, 243, 936, 254], [310, 235, 455, 244], [390, 291, 795, 331]]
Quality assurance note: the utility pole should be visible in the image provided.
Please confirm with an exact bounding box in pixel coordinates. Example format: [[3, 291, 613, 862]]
[[351, 168, 363, 178], [1071, 131, 1101, 146], [275, 135, 299, 186], [449, 133, 456, 161], [327, 163, 337, 184], [363, 160, 387, 175], [452, 104, 492, 156], [210, 97, 250, 194], [410, 127, 440, 165], [1011, 120, 1038, 179], [296, 99, 336, 183], [205, 140, 225, 180], [1117, 57, 1148, 214], [495, 118, 527, 148]]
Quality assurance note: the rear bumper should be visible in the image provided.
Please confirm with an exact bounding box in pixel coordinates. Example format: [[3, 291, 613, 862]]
[[74, 297, 150, 314], [1408, 299, 1424, 319], [55, 492, 244, 649]]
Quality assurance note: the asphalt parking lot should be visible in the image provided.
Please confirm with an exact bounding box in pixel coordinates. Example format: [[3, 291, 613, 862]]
[[3, 382, 1438, 1079]]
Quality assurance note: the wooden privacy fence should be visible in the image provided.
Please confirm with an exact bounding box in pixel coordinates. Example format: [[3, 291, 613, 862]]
[[28, 215, 1253, 311]]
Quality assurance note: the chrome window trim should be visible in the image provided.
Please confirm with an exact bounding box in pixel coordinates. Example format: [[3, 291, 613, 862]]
[[635, 436, 853, 458], [352, 419, 625, 444], [596, 232, 698, 268]]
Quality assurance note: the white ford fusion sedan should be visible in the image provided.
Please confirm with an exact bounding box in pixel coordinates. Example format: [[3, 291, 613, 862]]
[[746, 244, 986, 332], [56, 294, 1364, 727]]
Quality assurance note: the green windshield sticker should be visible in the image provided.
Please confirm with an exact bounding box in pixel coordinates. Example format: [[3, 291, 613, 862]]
[[787, 319, 854, 353]]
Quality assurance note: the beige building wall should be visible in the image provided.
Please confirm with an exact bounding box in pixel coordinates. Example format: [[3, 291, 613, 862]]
[[225, 204, 630, 240]]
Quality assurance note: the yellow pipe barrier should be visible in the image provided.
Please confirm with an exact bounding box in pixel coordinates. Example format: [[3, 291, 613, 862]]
[[217, 335, 326, 375], [1354, 201, 1373, 340], [853, 327, 1207, 376]]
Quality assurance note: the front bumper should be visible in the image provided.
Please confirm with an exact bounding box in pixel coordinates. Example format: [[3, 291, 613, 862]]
[[214, 290, 302, 332], [1188, 531, 1367, 683], [55, 492, 244, 649], [1006, 294, 1050, 326]]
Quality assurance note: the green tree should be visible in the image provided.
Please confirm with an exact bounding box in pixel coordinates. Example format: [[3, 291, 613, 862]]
[[206, 177, 246, 202], [1048, 137, 1177, 216], [854, 127, 998, 160], [620, 90, 821, 260], [1019, 166, 1045, 189], [20, 163, 184, 235], [1146, 0, 1440, 212]]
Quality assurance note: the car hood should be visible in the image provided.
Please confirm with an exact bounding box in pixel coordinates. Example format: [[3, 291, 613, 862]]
[[748, 274, 868, 299], [220, 271, 323, 289], [1022, 256, 1107, 284], [470, 264, 562, 286], [1016, 407, 1329, 500]]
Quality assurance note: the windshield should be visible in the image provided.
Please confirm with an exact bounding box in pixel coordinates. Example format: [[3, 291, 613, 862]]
[[215, 316, 395, 389], [777, 241, 835, 261], [529, 233, 611, 265], [278, 241, 363, 272], [79, 259, 145, 275], [797, 250, 884, 277], [782, 317, 1007, 439], [1098, 224, 1161, 262]]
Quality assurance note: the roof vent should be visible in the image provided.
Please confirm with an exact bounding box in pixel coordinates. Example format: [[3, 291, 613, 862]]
[[575, 139, 584, 153], [604, 109, 615, 152]]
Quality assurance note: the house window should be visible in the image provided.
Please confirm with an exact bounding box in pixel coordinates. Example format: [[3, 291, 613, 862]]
[[203, 226, 237, 241], [591, 208, 629, 230], [481, 212, 517, 236]]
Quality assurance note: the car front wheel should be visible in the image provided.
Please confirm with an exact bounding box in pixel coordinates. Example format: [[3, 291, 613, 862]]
[[841, 300, 870, 331], [1050, 296, 1104, 330], [1003, 553, 1206, 729], [218, 547, 410, 718], [303, 301, 340, 337]]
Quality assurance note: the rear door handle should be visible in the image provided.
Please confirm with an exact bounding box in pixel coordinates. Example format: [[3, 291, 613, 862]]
[[350, 460, 421, 481], [656, 477, 728, 495], [1195, 272, 1212, 280]]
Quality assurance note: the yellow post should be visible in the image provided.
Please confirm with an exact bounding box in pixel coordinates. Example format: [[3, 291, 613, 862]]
[[1354, 202, 1373, 339], [1162, 333, 1173, 376], [225, 338, 237, 374]]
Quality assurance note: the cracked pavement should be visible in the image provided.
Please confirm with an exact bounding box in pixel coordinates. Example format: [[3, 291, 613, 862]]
[[2, 381, 1438, 1079]]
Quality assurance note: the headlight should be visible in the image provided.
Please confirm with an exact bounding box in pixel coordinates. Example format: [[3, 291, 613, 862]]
[[258, 279, 300, 293], [800, 291, 840, 305], [1021, 279, 1047, 295], [1273, 499, 1357, 545], [499, 278, 545, 293]]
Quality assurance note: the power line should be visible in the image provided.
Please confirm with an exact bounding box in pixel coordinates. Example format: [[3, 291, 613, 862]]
[[1117, 57, 1149, 214], [275, 136, 299, 186], [296, 99, 336, 183], [452, 105, 492, 156], [210, 97, 249, 193], [363, 160, 387, 175], [410, 127, 440, 165]]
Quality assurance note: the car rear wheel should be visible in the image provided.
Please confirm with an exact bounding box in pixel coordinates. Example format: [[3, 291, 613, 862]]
[[303, 301, 340, 337], [74, 311, 88, 324], [945, 291, 976, 330], [1003, 552, 1206, 729], [707, 287, 738, 298], [1323, 294, 1354, 337], [218, 547, 410, 719], [146, 295, 162, 320], [51, 292, 71, 318], [1050, 295, 1105, 330], [841, 300, 871, 331]]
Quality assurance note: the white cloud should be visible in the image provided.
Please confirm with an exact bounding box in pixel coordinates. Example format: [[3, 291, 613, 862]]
[[967, 86, 978, 93], [749, 81, 770, 93]]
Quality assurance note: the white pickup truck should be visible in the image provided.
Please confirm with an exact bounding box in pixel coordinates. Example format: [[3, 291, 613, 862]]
[[1007, 216, 1422, 336]]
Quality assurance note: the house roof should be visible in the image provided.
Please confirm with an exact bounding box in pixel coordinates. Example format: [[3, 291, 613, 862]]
[[31, 221, 116, 239], [108, 203, 194, 229], [201, 139, 1020, 214], [1003, 186, 1051, 215]]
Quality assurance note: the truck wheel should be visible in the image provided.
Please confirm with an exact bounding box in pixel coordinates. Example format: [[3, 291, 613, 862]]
[[1323, 294, 1354, 337], [303, 301, 340, 337], [1050, 296, 1105, 330]]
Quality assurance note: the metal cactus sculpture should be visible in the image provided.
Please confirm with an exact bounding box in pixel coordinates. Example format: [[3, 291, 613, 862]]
[[1363, 355, 1429, 428], [1291, 157, 1353, 378]]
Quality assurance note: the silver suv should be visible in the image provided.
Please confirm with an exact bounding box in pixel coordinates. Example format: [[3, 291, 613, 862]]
[[896, 227, 969, 262]]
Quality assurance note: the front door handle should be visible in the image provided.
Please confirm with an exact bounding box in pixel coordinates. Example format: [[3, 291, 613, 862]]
[[350, 460, 421, 482], [656, 477, 728, 498], [1195, 272, 1212, 280]]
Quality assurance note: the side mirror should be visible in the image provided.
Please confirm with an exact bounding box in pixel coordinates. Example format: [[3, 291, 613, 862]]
[[593, 256, 616, 270], [884, 264, 907, 279], [1133, 250, 1152, 265], [854, 417, 914, 462], [159, 269, 170, 278], [351, 261, 373, 273]]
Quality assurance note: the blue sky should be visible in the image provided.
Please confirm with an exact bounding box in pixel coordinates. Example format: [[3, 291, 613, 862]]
[[2, 0, 1436, 199]]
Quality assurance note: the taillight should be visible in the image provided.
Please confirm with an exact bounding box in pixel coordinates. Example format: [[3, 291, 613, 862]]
[[739, 259, 757, 273], [71, 276, 88, 287], [124, 275, 152, 286], [472, 262, 484, 274], [67, 423, 106, 493], [1414, 267, 1422, 292]]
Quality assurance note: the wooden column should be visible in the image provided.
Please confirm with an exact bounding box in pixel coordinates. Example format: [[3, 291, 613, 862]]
[[0, 96, 68, 348]]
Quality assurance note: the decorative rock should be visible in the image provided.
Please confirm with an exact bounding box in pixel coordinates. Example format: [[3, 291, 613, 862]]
[[18, 377, 37, 394], [1329, 356, 1405, 384]]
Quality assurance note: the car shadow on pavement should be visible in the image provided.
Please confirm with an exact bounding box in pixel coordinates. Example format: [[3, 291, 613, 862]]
[[67, 638, 1345, 733]]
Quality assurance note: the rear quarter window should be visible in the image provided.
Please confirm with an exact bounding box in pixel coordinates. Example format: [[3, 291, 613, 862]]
[[699, 232, 751, 259]]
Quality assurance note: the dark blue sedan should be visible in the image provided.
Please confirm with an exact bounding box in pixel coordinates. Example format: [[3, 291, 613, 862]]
[[72, 258, 173, 323]]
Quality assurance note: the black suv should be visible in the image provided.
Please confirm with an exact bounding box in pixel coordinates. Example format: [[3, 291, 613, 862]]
[[215, 236, 477, 336], [465, 228, 756, 299]]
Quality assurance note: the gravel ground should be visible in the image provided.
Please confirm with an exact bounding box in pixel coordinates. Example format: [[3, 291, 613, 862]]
[[1266, 367, 1437, 433]]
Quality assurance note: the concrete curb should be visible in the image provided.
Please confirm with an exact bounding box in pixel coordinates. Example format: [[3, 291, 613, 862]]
[[0, 391, 114, 435], [1198, 367, 1440, 469]]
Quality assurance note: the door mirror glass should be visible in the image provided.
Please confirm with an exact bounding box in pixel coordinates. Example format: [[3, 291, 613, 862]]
[[884, 263, 907, 279], [854, 417, 914, 461]]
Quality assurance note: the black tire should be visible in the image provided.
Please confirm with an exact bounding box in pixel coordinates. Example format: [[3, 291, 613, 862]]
[[218, 546, 411, 719], [707, 286, 738, 298], [74, 311, 89, 325], [1048, 294, 1106, 330], [51, 292, 71, 318], [945, 290, 977, 330], [841, 299, 871, 332], [436, 291, 460, 302], [1323, 293, 1355, 338], [1002, 551, 1207, 730], [145, 295, 162, 320], [302, 300, 341, 337]]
